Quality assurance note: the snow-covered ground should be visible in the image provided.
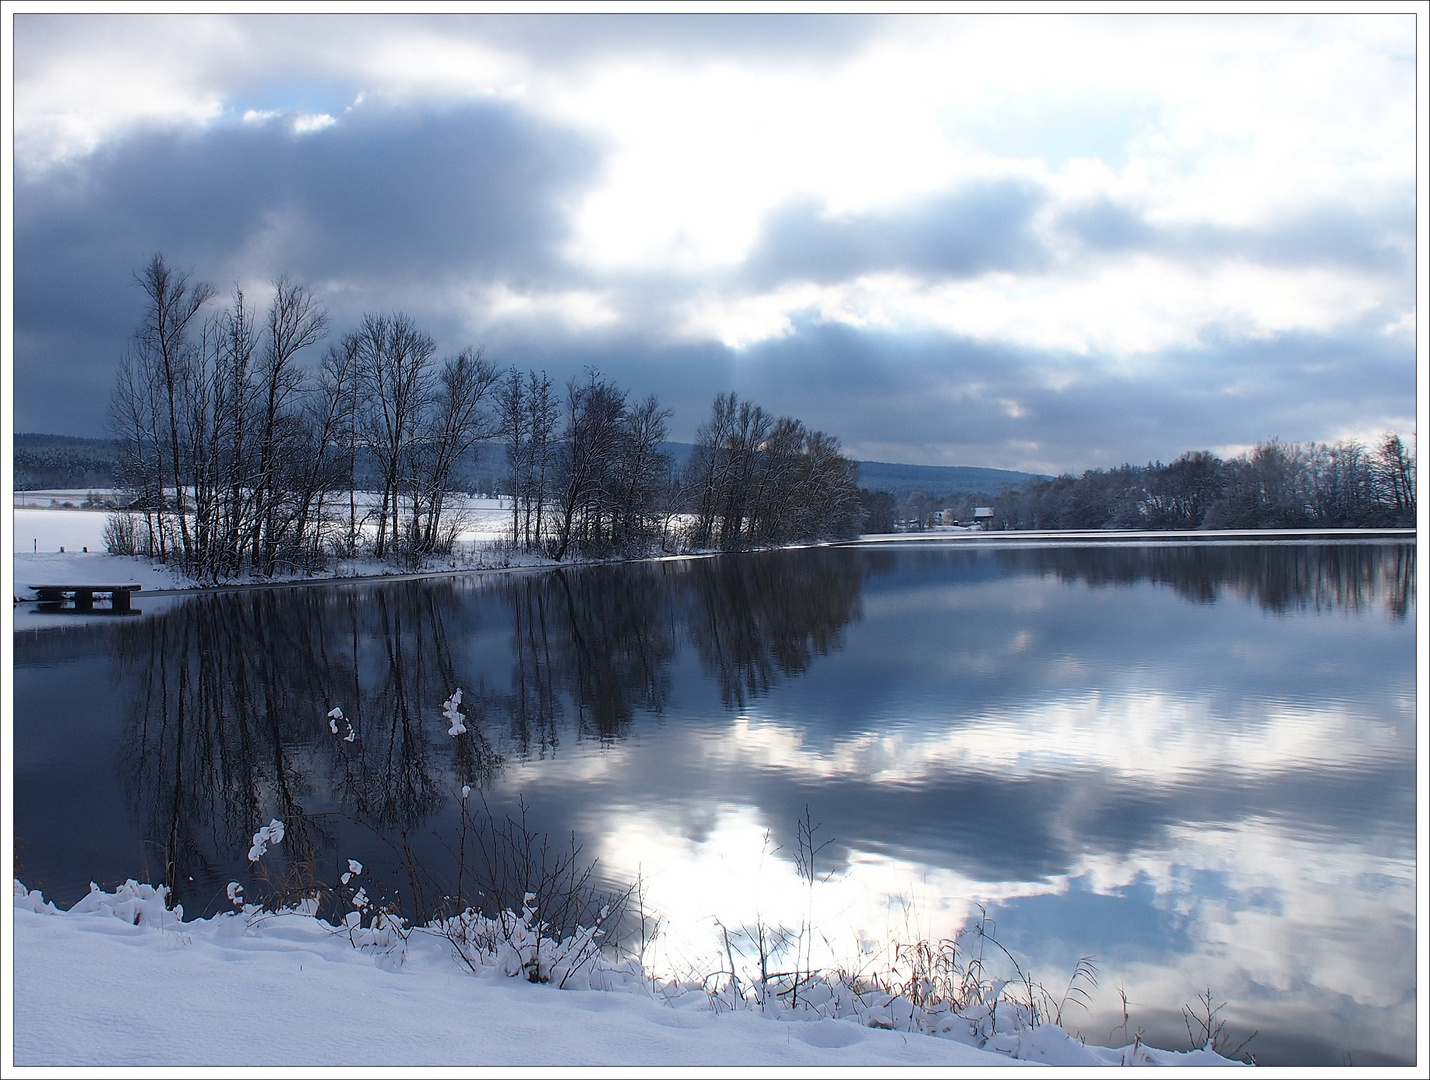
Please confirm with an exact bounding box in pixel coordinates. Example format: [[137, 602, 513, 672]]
[[10, 496, 539, 606], [10, 880, 1242, 1068]]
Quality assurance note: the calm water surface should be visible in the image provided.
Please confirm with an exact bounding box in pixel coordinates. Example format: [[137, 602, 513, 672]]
[[12, 540, 1417, 1065]]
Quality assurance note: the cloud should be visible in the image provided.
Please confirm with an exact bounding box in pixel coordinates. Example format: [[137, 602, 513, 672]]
[[11, 99, 601, 434], [450, 12, 890, 66], [1059, 196, 1414, 276], [740, 181, 1049, 288], [8, 14, 1417, 473], [697, 318, 1415, 472]]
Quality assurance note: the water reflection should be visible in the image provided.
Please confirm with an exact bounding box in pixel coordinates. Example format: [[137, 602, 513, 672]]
[[1002, 540, 1415, 617], [88, 554, 869, 906], [687, 552, 867, 708], [11, 541, 1417, 1065]]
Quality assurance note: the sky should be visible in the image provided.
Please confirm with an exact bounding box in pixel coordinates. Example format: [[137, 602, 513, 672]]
[[4, 11, 1423, 474]]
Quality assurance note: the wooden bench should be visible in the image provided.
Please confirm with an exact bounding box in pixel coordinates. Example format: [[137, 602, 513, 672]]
[[29, 584, 142, 612]]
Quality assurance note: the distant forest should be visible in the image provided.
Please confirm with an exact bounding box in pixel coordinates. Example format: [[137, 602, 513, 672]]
[[15, 431, 1415, 535], [14, 433, 124, 490], [988, 436, 1416, 531], [16, 432, 1037, 501]]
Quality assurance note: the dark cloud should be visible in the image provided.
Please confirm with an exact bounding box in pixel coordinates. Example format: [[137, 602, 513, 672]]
[[10, 87, 1414, 471], [1059, 196, 1414, 275], [23, 100, 597, 283], [710, 318, 1415, 472], [423, 12, 890, 66], [12, 100, 600, 435], [741, 181, 1050, 287]]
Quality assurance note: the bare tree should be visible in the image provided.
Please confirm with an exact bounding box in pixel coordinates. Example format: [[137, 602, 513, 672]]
[[686, 393, 862, 549], [500, 368, 530, 546], [316, 337, 364, 556], [109, 259, 341, 579], [252, 276, 328, 573], [501, 369, 562, 552], [348, 313, 437, 560], [411, 347, 501, 554], [611, 394, 673, 553], [1376, 432, 1416, 525], [688, 391, 739, 549], [109, 343, 168, 558], [551, 371, 628, 561], [132, 254, 215, 568]]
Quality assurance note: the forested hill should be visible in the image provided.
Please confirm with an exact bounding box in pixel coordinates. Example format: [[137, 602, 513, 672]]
[[14, 433, 122, 489], [17, 432, 1038, 499], [657, 443, 1042, 498], [16, 432, 1034, 501], [851, 460, 1045, 498]]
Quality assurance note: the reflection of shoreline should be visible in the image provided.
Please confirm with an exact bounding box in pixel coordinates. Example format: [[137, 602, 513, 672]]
[[23, 527, 1411, 611], [1002, 541, 1415, 618], [15, 547, 731, 605], [843, 527, 1415, 545]]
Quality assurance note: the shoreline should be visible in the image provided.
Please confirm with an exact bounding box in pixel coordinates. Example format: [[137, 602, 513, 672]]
[[12, 526, 1416, 604]]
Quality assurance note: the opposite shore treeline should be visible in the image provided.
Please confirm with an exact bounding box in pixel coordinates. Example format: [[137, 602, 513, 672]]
[[104, 256, 863, 581]]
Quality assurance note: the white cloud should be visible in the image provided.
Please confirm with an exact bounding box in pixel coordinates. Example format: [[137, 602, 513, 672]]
[[670, 693, 1407, 789], [13, 15, 232, 169], [291, 112, 336, 135], [667, 256, 1400, 363], [540, 14, 1414, 276], [474, 282, 622, 332]]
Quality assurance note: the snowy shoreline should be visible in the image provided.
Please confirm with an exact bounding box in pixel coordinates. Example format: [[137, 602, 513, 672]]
[[11, 500, 1412, 606], [11, 879, 1243, 1069]]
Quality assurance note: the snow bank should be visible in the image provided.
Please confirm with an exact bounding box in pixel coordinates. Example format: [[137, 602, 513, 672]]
[[10, 501, 552, 605], [11, 880, 1243, 1069]]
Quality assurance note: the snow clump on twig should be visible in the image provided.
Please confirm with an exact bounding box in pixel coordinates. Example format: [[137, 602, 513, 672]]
[[443, 689, 467, 736], [247, 819, 285, 862], [328, 706, 355, 742]]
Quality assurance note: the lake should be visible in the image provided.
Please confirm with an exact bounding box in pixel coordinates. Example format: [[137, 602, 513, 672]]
[[11, 538, 1417, 1065]]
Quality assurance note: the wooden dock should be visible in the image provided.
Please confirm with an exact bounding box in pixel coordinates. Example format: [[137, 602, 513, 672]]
[[28, 584, 141, 612]]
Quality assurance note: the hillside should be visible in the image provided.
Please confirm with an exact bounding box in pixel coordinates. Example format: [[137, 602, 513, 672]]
[[852, 460, 1044, 499], [14, 434, 1042, 500], [14, 433, 122, 490], [658, 443, 1040, 498]]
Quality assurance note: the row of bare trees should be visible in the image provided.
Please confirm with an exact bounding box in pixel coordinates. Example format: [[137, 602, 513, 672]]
[[110, 257, 866, 576], [989, 435, 1416, 531], [327, 314, 501, 561], [498, 369, 676, 560], [497, 385, 867, 558], [687, 392, 863, 549], [109, 256, 500, 578], [110, 258, 333, 577]]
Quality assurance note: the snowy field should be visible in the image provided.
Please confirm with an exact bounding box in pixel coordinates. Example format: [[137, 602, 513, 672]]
[[10, 495, 528, 606], [10, 880, 1242, 1069]]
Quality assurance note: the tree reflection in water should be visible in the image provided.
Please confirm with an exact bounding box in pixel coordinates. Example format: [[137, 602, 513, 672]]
[[687, 551, 869, 710], [101, 541, 1410, 914], [107, 553, 865, 910], [1003, 540, 1414, 617]]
